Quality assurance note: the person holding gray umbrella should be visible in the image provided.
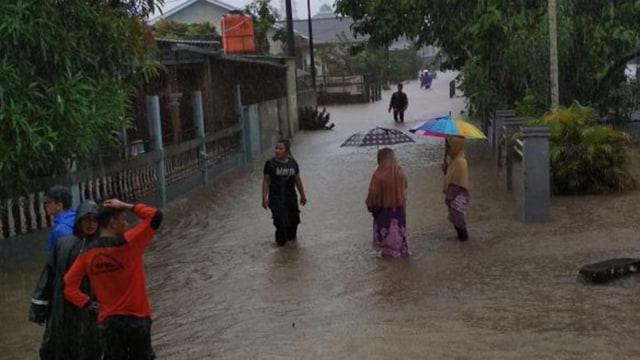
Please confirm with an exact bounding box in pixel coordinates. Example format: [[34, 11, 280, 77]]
[[365, 148, 409, 257]]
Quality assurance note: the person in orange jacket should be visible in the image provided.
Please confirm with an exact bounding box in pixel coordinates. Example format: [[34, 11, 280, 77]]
[[64, 199, 162, 360]]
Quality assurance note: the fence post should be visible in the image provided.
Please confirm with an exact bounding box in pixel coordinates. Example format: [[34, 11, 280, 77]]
[[234, 85, 248, 164], [481, 107, 493, 136], [168, 92, 183, 144], [503, 117, 525, 191], [493, 109, 516, 159], [521, 126, 551, 223], [70, 184, 81, 207], [147, 95, 166, 207], [193, 91, 208, 185]]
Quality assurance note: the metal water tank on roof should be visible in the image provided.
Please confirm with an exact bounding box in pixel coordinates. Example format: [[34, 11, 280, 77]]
[[221, 10, 255, 54]]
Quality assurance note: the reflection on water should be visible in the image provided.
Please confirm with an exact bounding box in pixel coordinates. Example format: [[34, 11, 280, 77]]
[[1, 257, 46, 359], [4, 72, 640, 359]]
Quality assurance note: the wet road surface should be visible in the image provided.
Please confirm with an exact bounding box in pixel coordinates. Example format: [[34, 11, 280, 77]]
[[4, 71, 640, 359]]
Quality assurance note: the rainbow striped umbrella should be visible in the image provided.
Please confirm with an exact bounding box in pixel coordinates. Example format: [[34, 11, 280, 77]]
[[409, 114, 486, 139]]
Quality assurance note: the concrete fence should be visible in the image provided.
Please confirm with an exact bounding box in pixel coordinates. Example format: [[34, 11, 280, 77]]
[[0, 89, 285, 247], [488, 110, 551, 223]]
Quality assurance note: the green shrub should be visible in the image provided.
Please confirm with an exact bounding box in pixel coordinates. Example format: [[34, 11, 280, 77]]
[[532, 102, 636, 194], [515, 94, 544, 121]]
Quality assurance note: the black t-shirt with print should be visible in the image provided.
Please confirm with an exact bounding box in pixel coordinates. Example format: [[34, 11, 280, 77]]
[[264, 157, 299, 199]]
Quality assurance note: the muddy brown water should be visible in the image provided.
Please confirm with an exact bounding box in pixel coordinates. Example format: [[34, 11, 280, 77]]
[[3, 72, 640, 359]]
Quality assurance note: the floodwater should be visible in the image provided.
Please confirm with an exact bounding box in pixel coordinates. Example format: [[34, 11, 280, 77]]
[[4, 71, 640, 359]]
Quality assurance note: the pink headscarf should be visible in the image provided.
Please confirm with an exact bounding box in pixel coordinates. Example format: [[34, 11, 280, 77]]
[[366, 148, 407, 208]]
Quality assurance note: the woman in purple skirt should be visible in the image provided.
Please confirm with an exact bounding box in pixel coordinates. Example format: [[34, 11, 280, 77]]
[[365, 148, 409, 257]]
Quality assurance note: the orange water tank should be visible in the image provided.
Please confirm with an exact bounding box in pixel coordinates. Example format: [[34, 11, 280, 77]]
[[221, 10, 255, 54]]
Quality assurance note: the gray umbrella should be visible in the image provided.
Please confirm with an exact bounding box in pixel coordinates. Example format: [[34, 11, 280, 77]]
[[340, 127, 415, 147]]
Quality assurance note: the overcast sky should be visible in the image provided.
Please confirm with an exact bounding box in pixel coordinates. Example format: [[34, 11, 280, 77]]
[[157, 0, 332, 20]]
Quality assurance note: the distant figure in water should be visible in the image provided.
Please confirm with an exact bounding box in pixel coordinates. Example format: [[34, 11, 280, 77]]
[[388, 83, 409, 123], [366, 148, 409, 257], [443, 137, 470, 241], [262, 139, 308, 246], [421, 70, 433, 89]]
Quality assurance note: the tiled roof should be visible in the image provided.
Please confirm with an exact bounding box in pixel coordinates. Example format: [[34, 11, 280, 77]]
[[284, 17, 367, 44], [149, 0, 237, 24], [281, 16, 412, 49]]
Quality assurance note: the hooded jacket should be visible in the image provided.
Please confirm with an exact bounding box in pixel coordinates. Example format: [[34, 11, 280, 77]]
[[29, 201, 102, 360], [444, 137, 469, 190], [47, 209, 76, 254]]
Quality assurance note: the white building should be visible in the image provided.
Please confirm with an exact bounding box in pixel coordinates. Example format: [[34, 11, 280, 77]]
[[149, 0, 308, 59]]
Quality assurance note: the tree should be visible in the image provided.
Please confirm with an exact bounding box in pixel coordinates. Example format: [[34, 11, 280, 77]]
[[0, 0, 162, 202], [335, 0, 640, 116], [314, 34, 417, 86], [99, 0, 164, 19], [548, 0, 559, 109], [244, 0, 281, 54], [531, 103, 636, 194], [335, 0, 640, 194]]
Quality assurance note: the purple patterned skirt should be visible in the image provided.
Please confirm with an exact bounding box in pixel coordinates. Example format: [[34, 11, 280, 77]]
[[371, 206, 408, 257], [446, 184, 470, 230]]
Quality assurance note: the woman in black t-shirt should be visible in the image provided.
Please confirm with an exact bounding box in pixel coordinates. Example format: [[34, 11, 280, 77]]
[[262, 139, 307, 246]]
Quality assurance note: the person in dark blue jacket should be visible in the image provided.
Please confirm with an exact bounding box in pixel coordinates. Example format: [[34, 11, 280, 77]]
[[43, 186, 76, 254], [29, 200, 102, 360]]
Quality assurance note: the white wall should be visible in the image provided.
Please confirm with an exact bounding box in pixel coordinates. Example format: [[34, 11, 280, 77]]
[[166, 1, 227, 27], [266, 28, 285, 56]]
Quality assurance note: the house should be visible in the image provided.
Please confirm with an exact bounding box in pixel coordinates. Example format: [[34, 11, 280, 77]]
[[151, 0, 235, 26], [287, 4, 439, 76], [286, 5, 362, 76], [150, 0, 308, 59]]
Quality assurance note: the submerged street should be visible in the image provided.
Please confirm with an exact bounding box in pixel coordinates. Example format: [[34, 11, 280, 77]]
[[3, 71, 640, 359]]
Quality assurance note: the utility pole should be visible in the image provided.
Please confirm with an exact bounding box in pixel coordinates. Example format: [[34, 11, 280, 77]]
[[285, 0, 295, 57], [306, 0, 316, 90], [548, 0, 559, 109]]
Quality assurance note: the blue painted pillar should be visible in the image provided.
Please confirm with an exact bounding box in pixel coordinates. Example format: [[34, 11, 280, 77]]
[[67, 160, 81, 207], [234, 85, 248, 164], [70, 184, 81, 208], [192, 91, 208, 185], [146, 96, 166, 207]]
